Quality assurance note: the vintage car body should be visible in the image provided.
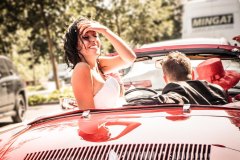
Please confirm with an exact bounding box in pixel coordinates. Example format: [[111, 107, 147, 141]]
[[0, 105, 240, 160], [1, 43, 240, 160]]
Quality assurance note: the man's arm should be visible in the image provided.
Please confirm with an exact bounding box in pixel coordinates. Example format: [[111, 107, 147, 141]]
[[156, 92, 189, 104], [222, 101, 240, 107]]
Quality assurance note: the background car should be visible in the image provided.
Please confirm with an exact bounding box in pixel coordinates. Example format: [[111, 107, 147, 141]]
[[0, 56, 28, 123]]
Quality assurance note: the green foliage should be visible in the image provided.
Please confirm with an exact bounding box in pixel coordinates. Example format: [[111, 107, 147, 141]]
[[12, 51, 51, 83], [27, 85, 46, 91], [28, 87, 74, 106], [28, 94, 48, 106], [59, 87, 75, 98], [0, 0, 26, 55], [1, 0, 183, 56], [47, 90, 61, 103]]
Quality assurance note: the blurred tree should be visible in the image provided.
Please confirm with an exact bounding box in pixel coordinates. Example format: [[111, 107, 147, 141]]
[[104, 0, 183, 47], [69, 0, 183, 52], [0, 0, 26, 57], [0, 0, 182, 85], [0, 0, 71, 90], [21, 0, 70, 90]]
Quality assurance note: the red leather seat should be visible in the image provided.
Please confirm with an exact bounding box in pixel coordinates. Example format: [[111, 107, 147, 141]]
[[196, 58, 240, 91]]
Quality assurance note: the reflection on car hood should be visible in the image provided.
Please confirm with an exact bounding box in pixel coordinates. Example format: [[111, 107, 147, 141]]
[[0, 107, 240, 159]]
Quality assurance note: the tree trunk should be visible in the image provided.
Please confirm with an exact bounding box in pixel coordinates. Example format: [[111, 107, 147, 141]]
[[115, 13, 121, 36], [40, 2, 60, 90]]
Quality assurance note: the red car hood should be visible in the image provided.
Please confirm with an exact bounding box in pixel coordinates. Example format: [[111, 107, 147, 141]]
[[0, 106, 240, 159]]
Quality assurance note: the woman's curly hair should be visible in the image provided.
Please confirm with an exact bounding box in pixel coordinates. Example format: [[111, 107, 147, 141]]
[[63, 17, 89, 69]]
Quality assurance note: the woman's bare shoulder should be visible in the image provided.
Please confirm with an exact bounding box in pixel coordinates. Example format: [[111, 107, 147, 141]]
[[72, 62, 92, 80], [74, 62, 91, 72], [71, 62, 92, 85]]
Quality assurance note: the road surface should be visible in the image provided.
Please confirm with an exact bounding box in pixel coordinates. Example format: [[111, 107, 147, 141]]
[[0, 103, 67, 131]]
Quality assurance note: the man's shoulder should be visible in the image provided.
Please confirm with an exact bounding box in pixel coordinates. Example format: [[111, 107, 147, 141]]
[[163, 81, 186, 93], [182, 80, 221, 88], [160, 82, 189, 104], [190, 80, 225, 90], [164, 80, 196, 88], [163, 80, 210, 93]]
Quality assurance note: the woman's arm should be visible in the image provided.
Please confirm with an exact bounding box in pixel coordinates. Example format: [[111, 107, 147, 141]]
[[71, 62, 95, 109], [99, 28, 136, 73], [101, 29, 136, 63]]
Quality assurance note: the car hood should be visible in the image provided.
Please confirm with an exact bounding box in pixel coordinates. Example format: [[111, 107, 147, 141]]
[[1, 106, 240, 159]]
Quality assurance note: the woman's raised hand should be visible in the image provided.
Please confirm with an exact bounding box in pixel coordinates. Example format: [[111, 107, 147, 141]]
[[78, 21, 108, 36]]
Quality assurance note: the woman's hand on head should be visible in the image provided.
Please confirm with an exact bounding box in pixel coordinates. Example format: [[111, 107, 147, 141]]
[[78, 21, 108, 36]]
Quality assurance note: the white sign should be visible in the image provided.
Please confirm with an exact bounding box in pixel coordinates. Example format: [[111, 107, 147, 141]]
[[192, 13, 234, 28]]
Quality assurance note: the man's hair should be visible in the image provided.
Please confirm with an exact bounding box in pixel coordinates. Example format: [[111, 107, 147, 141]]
[[161, 51, 192, 81]]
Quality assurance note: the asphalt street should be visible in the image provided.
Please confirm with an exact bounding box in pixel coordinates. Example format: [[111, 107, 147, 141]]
[[0, 103, 67, 132], [0, 81, 73, 132]]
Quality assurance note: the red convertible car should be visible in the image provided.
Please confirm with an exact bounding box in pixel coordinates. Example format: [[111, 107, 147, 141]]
[[0, 40, 240, 160]]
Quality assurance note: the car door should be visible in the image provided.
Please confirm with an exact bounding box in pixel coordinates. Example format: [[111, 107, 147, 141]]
[[4, 59, 16, 106], [0, 58, 10, 111]]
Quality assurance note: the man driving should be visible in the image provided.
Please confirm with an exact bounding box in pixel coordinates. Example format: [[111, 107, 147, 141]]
[[154, 51, 228, 105]]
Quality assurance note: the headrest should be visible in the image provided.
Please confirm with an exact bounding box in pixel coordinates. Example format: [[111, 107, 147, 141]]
[[196, 58, 240, 90]]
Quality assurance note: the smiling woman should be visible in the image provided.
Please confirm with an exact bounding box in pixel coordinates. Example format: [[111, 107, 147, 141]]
[[63, 17, 136, 110]]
